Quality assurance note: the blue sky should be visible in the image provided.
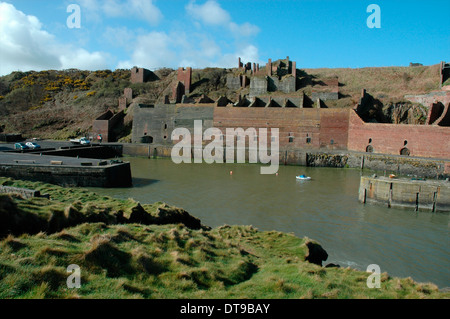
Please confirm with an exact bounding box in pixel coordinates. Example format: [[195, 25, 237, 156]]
[[0, 0, 449, 75]]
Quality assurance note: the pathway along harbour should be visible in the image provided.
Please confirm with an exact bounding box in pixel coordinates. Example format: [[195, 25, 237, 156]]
[[88, 157, 450, 288]]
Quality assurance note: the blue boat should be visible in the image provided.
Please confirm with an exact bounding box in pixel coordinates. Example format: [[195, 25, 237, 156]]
[[296, 175, 311, 180]]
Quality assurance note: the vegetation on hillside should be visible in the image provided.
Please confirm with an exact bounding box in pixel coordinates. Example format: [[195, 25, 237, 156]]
[[0, 177, 447, 299], [0, 63, 443, 140]]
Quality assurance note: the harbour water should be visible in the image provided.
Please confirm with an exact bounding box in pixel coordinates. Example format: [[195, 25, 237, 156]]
[[88, 157, 450, 288]]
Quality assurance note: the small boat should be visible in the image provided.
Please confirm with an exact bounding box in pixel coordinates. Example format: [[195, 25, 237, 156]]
[[296, 175, 311, 180]]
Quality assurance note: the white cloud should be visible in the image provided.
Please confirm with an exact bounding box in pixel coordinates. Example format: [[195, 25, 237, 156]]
[[186, 0, 260, 37], [77, 0, 163, 26], [59, 48, 110, 70], [217, 45, 261, 68], [0, 2, 109, 75], [229, 22, 260, 37], [102, 26, 137, 48], [186, 0, 230, 26], [117, 28, 261, 70], [117, 31, 177, 69], [0, 2, 60, 74]]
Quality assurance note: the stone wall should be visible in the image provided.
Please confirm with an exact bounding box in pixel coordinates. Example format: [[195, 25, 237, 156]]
[[131, 103, 215, 144], [268, 76, 296, 94], [359, 176, 450, 212], [0, 134, 23, 142], [405, 90, 450, 108], [248, 76, 297, 97], [0, 162, 132, 188], [311, 77, 339, 101], [249, 77, 268, 96], [226, 75, 241, 90], [311, 92, 339, 101]]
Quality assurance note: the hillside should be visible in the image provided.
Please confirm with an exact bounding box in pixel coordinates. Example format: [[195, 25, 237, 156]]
[[0, 64, 443, 140], [0, 177, 448, 299]]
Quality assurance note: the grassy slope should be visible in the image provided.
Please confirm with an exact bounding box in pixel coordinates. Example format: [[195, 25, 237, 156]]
[[0, 69, 177, 140], [303, 64, 441, 107], [0, 177, 447, 299]]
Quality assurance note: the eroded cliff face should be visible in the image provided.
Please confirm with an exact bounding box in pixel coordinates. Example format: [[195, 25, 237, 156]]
[[381, 102, 428, 124], [357, 94, 428, 125]]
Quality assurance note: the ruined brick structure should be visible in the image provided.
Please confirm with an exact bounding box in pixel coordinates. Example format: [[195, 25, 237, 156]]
[[440, 61, 450, 87], [131, 67, 152, 84], [118, 97, 127, 111], [131, 62, 450, 161], [311, 77, 339, 101], [132, 91, 450, 160], [92, 110, 125, 142], [425, 102, 450, 126], [347, 110, 450, 158], [228, 57, 300, 97], [124, 88, 133, 103], [118, 88, 133, 111], [172, 67, 192, 103]]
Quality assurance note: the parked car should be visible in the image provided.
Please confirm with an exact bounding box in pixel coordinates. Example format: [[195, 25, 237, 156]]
[[14, 143, 29, 150], [26, 142, 41, 149], [70, 137, 90, 145]]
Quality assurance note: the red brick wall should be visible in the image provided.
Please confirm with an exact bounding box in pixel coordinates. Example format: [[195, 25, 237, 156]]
[[124, 88, 133, 103], [177, 67, 192, 93], [319, 109, 349, 149], [118, 97, 127, 111], [131, 68, 144, 84], [348, 111, 450, 158], [213, 107, 349, 149], [92, 120, 110, 142]]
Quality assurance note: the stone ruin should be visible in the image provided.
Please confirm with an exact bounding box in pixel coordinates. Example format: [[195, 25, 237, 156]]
[[228, 57, 298, 96], [92, 87, 132, 142], [131, 67, 152, 84], [440, 61, 450, 87], [227, 57, 339, 102]]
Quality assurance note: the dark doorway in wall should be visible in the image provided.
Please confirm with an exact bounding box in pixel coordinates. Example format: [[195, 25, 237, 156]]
[[366, 138, 373, 152], [141, 136, 153, 144], [400, 140, 410, 155], [400, 147, 410, 156]]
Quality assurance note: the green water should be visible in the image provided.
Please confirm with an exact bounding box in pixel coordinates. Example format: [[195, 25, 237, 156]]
[[89, 157, 450, 288]]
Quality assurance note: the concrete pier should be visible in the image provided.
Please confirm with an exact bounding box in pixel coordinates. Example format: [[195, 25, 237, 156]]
[[359, 175, 450, 212], [0, 152, 132, 188]]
